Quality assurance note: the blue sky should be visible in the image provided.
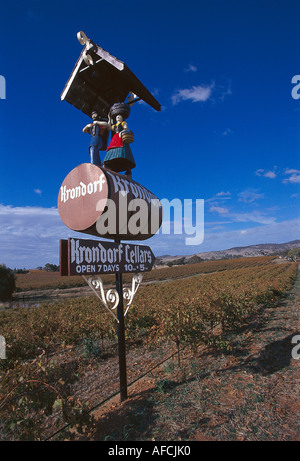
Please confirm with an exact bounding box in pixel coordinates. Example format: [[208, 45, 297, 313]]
[[0, 0, 300, 268]]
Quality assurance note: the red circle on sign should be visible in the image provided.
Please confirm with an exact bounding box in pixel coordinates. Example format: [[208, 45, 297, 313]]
[[57, 163, 109, 231]]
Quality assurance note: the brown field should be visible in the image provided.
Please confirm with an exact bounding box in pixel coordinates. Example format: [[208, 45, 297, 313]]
[[15, 256, 276, 292], [1, 256, 299, 441]]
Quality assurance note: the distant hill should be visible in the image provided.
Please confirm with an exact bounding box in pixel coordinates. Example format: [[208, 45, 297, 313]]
[[156, 240, 300, 265]]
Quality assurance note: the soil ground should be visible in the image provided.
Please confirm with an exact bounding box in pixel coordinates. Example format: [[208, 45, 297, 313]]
[[51, 266, 300, 442], [7, 261, 298, 442]]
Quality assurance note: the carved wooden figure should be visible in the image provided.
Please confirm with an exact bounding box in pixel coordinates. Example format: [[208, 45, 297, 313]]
[[103, 102, 135, 178], [82, 111, 110, 166]]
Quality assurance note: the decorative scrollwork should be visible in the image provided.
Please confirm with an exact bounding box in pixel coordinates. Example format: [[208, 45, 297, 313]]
[[123, 288, 132, 303], [106, 289, 119, 310], [83, 275, 119, 322], [123, 273, 144, 317], [83, 273, 144, 321]]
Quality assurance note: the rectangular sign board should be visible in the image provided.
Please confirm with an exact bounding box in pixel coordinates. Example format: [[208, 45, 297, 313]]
[[60, 238, 155, 276]]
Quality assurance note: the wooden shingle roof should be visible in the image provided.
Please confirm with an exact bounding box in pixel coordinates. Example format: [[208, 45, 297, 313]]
[[61, 38, 161, 118]]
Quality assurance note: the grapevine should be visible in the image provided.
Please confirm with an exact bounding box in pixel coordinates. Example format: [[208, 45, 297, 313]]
[[0, 257, 297, 440]]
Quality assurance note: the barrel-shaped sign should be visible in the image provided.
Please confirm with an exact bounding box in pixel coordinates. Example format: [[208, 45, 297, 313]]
[[57, 163, 163, 241]]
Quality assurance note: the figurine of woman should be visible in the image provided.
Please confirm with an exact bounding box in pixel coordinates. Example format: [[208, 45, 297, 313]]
[[82, 111, 110, 166], [102, 103, 135, 178]]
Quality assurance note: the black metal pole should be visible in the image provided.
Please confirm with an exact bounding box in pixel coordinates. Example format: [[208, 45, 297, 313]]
[[115, 271, 128, 402]]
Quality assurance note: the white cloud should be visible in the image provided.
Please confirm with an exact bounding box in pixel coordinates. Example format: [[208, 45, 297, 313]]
[[184, 64, 197, 72], [150, 217, 300, 256], [34, 189, 42, 195], [204, 217, 300, 248], [171, 83, 214, 105], [222, 128, 232, 136], [208, 200, 276, 225], [255, 169, 264, 176], [216, 191, 231, 197], [209, 206, 229, 215], [0, 203, 298, 268], [255, 168, 277, 179], [285, 169, 300, 174], [206, 191, 231, 204], [228, 210, 276, 225], [171, 80, 233, 106], [238, 189, 264, 203], [0, 204, 80, 268], [255, 166, 300, 182], [283, 169, 300, 184], [264, 171, 277, 179]]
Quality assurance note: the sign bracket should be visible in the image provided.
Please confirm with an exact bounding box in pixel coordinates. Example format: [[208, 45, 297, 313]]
[[82, 272, 143, 322], [82, 269, 143, 402], [123, 273, 143, 317], [82, 274, 120, 322]]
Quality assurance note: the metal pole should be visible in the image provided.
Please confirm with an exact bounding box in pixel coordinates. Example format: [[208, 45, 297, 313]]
[[114, 237, 128, 401]]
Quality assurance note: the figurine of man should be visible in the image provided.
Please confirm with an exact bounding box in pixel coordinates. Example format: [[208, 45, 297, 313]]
[[82, 111, 110, 166]]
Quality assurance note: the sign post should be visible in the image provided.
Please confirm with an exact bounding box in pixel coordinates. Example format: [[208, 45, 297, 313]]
[[60, 237, 156, 401], [115, 270, 128, 401], [58, 31, 162, 402]]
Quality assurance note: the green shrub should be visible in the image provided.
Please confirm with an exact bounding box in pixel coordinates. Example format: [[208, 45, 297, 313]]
[[0, 264, 16, 301]]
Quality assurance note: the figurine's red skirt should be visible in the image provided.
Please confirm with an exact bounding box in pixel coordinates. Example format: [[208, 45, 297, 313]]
[[107, 133, 123, 150], [104, 132, 136, 172]]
